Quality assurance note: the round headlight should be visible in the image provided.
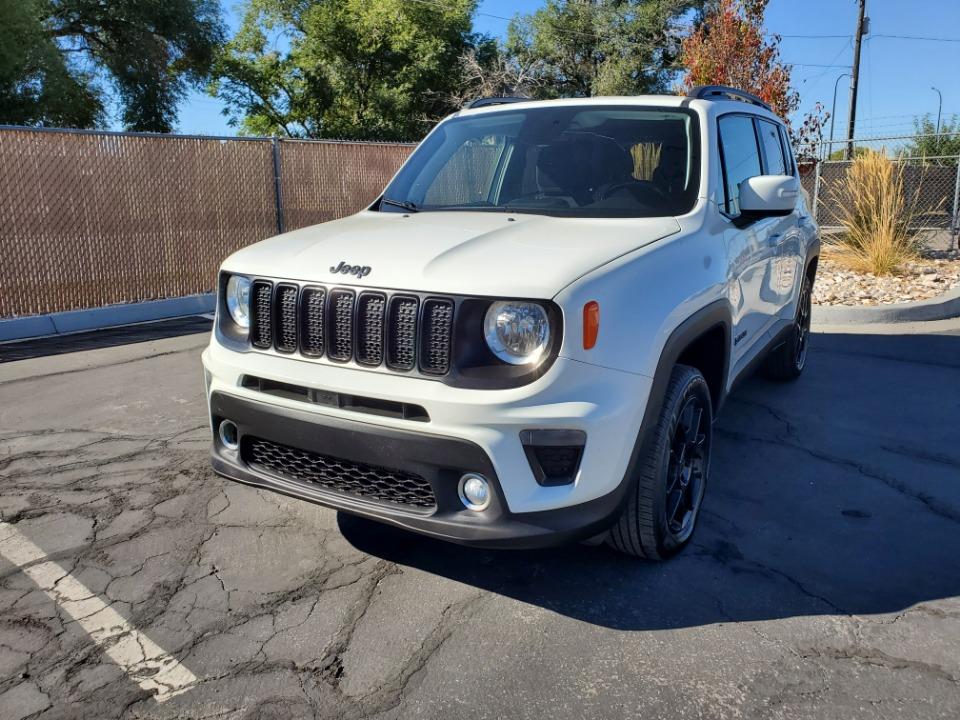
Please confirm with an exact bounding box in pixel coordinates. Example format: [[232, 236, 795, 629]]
[[484, 301, 551, 365], [226, 275, 252, 329]]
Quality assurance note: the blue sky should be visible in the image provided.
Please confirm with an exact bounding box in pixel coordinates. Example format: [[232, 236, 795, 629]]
[[171, 0, 960, 140]]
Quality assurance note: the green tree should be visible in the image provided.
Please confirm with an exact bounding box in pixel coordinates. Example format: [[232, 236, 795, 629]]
[[904, 114, 960, 163], [0, 0, 223, 132], [0, 0, 103, 128], [211, 0, 480, 140], [505, 0, 704, 99]]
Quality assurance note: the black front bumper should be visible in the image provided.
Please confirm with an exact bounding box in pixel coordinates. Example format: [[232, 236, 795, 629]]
[[209, 392, 629, 549]]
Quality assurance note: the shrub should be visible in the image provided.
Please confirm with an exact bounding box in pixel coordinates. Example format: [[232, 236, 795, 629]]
[[827, 150, 923, 276]]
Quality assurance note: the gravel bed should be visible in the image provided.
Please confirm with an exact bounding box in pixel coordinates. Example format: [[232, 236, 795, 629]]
[[813, 247, 960, 306]]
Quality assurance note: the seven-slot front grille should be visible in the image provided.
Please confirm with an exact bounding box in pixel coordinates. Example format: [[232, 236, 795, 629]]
[[244, 436, 436, 509], [247, 281, 454, 376]]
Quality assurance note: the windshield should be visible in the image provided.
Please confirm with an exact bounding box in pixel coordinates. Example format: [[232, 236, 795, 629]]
[[380, 105, 700, 218]]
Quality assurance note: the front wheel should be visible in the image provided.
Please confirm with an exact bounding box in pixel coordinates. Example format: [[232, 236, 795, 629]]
[[607, 364, 712, 561]]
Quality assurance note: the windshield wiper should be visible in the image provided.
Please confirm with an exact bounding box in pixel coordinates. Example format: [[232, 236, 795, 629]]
[[380, 197, 419, 213]]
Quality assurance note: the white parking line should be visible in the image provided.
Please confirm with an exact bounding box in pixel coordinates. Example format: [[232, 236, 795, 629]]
[[0, 522, 197, 702]]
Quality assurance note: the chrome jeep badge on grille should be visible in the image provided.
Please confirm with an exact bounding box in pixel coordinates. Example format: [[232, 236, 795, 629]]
[[330, 261, 372, 278]]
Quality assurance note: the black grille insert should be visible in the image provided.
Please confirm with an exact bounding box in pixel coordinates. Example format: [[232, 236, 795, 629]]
[[243, 436, 436, 509], [356, 293, 386, 366], [299, 287, 326, 357], [387, 296, 419, 371], [420, 298, 454, 375], [274, 284, 299, 353], [251, 280, 273, 349], [327, 289, 355, 362]]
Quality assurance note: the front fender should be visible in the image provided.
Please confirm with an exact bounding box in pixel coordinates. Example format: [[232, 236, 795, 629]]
[[554, 228, 729, 380]]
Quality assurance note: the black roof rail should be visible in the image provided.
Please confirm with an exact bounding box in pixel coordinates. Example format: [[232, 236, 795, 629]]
[[688, 85, 771, 111], [465, 96, 531, 110]]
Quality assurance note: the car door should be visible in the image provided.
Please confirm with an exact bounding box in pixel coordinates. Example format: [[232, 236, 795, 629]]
[[718, 114, 782, 366], [756, 118, 804, 314]]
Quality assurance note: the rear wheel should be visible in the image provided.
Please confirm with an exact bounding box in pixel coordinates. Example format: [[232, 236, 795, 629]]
[[763, 273, 813, 381], [607, 364, 712, 560]]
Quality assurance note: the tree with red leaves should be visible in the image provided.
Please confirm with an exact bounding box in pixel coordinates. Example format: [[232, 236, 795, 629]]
[[680, 0, 798, 119]]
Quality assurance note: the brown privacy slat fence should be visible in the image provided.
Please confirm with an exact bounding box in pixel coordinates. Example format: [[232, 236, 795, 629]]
[[0, 127, 414, 319]]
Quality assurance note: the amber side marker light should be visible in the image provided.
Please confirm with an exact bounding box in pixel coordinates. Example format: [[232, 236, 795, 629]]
[[583, 301, 600, 349]]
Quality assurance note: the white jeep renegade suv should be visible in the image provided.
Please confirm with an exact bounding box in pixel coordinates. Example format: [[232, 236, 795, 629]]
[[203, 86, 819, 560]]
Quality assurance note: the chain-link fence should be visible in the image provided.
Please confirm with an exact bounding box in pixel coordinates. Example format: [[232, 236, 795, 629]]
[[4, 126, 959, 321], [0, 126, 414, 319], [804, 132, 960, 237]]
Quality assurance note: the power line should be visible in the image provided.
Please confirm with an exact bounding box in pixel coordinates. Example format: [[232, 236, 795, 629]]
[[789, 62, 852, 68], [776, 34, 853, 39], [872, 33, 960, 43], [794, 39, 853, 94]]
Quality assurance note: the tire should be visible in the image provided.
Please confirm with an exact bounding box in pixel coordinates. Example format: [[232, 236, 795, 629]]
[[762, 272, 813, 381], [607, 364, 712, 561]]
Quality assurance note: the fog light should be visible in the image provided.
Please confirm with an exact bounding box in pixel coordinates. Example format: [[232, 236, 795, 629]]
[[459, 473, 491, 511], [218, 419, 239, 451]]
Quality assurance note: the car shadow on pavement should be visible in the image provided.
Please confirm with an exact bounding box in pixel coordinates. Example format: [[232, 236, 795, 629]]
[[338, 329, 960, 631]]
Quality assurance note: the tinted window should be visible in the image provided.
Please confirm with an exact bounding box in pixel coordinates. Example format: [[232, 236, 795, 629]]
[[718, 115, 762, 215], [778, 124, 796, 175], [758, 120, 787, 175], [382, 106, 701, 218]]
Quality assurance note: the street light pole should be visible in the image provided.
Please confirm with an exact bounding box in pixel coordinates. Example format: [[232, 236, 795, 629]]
[[932, 86, 943, 136], [829, 73, 852, 159]]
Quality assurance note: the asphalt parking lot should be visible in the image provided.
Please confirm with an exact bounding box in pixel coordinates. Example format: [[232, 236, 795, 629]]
[[1, 317, 958, 719]]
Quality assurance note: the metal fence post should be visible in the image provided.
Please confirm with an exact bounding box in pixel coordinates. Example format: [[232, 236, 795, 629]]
[[812, 159, 822, 223], [952, 152, 960, 241], [271, 136, 285, 235]]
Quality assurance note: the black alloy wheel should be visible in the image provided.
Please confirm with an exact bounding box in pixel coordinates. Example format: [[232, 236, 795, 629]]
[[665, 395, 709, 543], [762, 272, 815, 381], [608, 364, 713, 560], [794, 275, 812, 372]]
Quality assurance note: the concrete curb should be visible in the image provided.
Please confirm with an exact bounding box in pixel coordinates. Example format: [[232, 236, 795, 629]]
[[813, 285, 960, 324], [0, 294, 215, 343]]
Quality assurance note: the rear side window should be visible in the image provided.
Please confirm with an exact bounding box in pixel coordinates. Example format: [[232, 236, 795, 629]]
[[718, 115, 762, 216], [757, 120, 788, 175], [778, 124, 797, 175]]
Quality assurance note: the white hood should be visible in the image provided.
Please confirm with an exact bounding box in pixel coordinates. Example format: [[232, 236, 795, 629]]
[[221, 210, 681, 298]]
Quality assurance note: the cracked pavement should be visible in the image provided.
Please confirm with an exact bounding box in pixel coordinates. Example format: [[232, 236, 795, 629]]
[[0, 317, 958, 719]]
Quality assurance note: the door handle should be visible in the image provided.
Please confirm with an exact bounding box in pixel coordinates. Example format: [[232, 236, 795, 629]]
[[767, 233, 783, 247], [798, 216, 812, 227]]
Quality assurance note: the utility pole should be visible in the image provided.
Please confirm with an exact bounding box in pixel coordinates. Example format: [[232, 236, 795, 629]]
[[845, 0, 867, 160]]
